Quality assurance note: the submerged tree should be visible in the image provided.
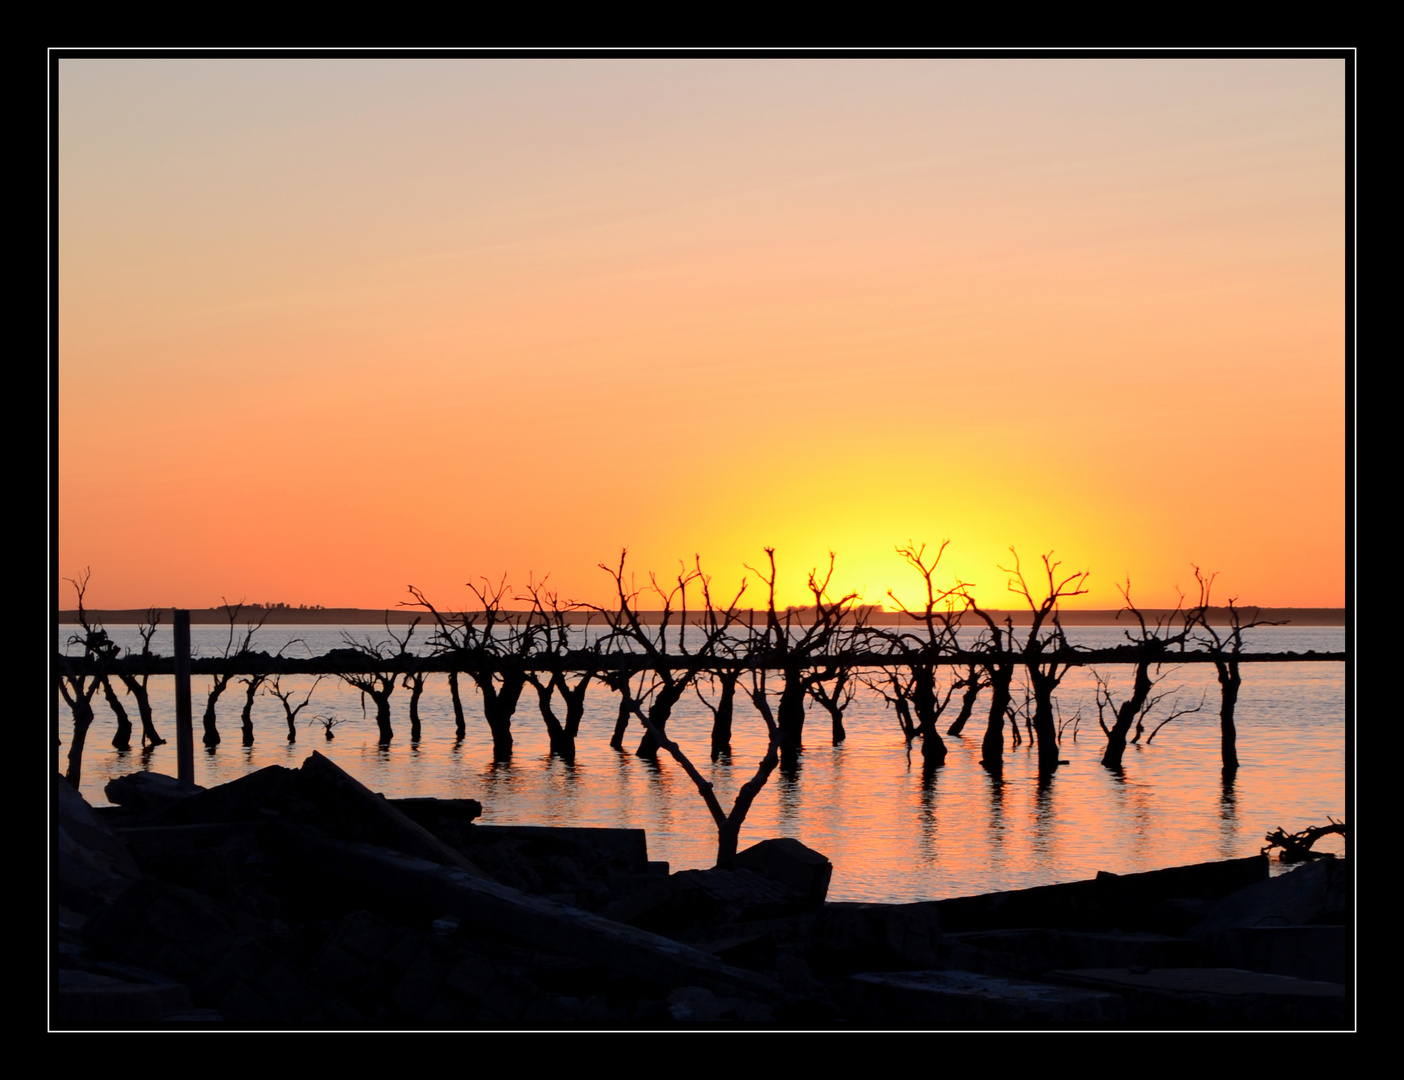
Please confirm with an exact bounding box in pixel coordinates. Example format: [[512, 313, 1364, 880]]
[[1005, 551, 1089, 776], [268, 674, 323, 743], [745, 550, 861, 768], [112, 609, 165, 748], [201, 602, 270, 748], [57, 570, 114, 787], [332, 618, 420, 746], [520, 578, 598, 762], [1190, 566, 1279, 773], [590, 551, 746, 762], [1096, 581, 1192, 771], [883, 541, 965, 772]]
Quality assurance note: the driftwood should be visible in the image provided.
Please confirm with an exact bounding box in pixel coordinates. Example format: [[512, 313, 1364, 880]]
[[1262, 819, 1347, 863]]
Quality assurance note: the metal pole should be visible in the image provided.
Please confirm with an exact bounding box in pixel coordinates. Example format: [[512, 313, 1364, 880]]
[[174, 609, 193, 784]]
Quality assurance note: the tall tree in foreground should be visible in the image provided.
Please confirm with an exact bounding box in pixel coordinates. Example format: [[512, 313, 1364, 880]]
[[629, 666, 782, 868]]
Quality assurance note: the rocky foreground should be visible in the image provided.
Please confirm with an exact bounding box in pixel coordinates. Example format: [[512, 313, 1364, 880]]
[[54, 753, 1349, 1029]]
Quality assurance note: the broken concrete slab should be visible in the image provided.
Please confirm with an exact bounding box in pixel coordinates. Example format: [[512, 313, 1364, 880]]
[[848, 969, 1126, 1028], [1048, 967, 1347, 1028], [1189, 857, 1347, 940], [1203, 925, 1346, 984], [935, 855, 1269, 933], [734, 838, 832, 906], [103, 772, 204, 815], [812, 901, 942, 973], [265, 822, 782, 1003]]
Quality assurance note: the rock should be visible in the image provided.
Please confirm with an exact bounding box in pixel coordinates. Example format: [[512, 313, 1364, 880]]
[[1048, 967, 1346, 1028], [1203, 925, 1346, 984], [812, 901, 942, 973], [935, 855, 1269, 933], [57, 775, 141, 913], [733, 838, 832, 906], [1189, 857, 1347, 940], [103, 772, 205, 813], [849, 969, 1126, 1028]]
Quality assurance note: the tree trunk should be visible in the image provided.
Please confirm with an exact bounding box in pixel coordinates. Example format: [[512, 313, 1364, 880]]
[[946, 668, 982, 736], [239, 676, 264, 747], [1101, 651, 1156, 770], [448, 671, 466, 740], [776, 667, 807, 766], [1030, 672, 1061, 774], [407, 673, 424, 743], [1218, 662, 1242, 772], [202, 679, 227, 748], [911, 666, 947, 770], [118, 674, 164, 747], [534, 679, 573, 761], [66, 696, 95, 788], [476, 671, 525, 761], [102, 676, 132, 751], [635, 677, 688, 759], [610, 690, 633, 751], [371, 690, 394, 745], [980, 663, 1013, 770], [710, 670, 738, 760]]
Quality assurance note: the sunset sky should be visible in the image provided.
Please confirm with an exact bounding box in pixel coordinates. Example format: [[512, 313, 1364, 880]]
[[56, 57, 1348, 612]]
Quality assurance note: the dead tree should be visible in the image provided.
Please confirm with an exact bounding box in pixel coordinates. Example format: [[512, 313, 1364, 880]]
[[745, 549, 860, 768], [865, 668, 919, 743], [945, 665, 989, 737], [333, 618, 420, 746], [57, 570, 111, 787], [1004, 551, 1090, 776], [447, 671, 468, 741], [1191, 566, 1279, 773], [409, 580, 529, 760], [268, 674, 323, 743], [1097, 581, 1191, 770], [520, 579, 597, 763], [883, 542, 964, 771], [806, 663, 857, 745], [112, 609, 165, 747], [590, 551, 745, 761], [961, 602, 1020, 771], [628, 666, 782, 868], [201, 601, 270, 748]]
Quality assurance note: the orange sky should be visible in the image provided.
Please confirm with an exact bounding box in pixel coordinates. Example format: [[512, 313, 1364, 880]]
[[56, 58, 1348, 612]]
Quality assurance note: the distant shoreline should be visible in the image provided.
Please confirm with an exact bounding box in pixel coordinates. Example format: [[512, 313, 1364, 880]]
[[57, 606, 1347, 627]]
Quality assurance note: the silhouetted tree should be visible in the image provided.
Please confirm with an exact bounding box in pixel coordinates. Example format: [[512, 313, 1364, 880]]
[[944, 666, 989, 737], [333, 618, 419, 746], [268, 674, 323, 743], [1004, 551, 1089, 776], [590, 551, 745, 761], [745, 550, 860, 768], [521, 579, 597, 762], [628, 665, 782, 868], [201, 602, 270, 748], [865, 668, 919, 743], [884, 542, 964, 771], [1097, 582, 1192, 770], [112, 609, 165, 747], [1190, 566, 1279, 773], [57, 570, 113, 787]]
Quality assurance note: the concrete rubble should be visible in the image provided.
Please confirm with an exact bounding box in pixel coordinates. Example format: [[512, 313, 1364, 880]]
[[52, 753, 1351, 1029]]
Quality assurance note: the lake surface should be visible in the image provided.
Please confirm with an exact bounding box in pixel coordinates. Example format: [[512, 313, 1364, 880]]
[[56, 624, 1348, 903]]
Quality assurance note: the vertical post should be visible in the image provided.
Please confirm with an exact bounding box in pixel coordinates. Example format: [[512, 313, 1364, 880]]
[[174, 609, 194, 785]]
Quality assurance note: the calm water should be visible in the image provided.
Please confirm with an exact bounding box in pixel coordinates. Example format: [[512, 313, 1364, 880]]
[[56, 624, 1348, 903]]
